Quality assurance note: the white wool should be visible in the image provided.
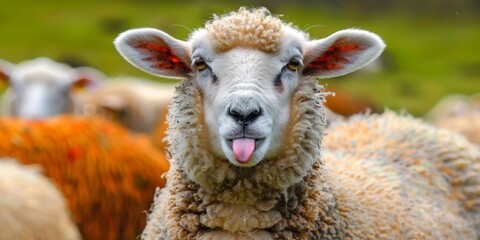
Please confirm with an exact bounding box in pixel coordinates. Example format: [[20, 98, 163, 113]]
[[205, 7, 286, 52], [0, 159, 80, 240]]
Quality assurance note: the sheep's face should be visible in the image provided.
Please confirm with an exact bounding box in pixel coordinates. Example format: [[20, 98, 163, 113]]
[[114, 8, 385, 168], [186, 29, 307, 167], [194, 49, 299, 166], [0, 58, 104, 119], [10, 70, 72, 118]]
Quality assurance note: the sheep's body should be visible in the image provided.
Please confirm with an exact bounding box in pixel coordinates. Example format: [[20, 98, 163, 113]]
[[142, 79, 330, 239], [432, 113, 480, 144], [425, 94, 480, 144], [324, 111, 480, 239], [142, 78, 479, 240], [74, 77, 174, 133], [114, 7, 479, 240], [73, 77, 173, 152], [0, 116, 169, 240], [0, 159, 80, 240], [0, 57, 104, 119]]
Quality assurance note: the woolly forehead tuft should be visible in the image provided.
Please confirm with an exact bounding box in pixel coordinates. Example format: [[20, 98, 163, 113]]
[[204, 7, 289, 53]]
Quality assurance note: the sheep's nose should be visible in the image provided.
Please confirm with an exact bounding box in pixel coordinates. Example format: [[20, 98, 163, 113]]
[[228, 105, 262, 125]]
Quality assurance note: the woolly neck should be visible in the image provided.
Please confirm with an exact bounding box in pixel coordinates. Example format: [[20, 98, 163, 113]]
[[166, 77, 328, 192], [163, 78, 343, 238]]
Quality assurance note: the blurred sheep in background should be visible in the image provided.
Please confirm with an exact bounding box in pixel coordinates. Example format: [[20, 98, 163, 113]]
[[73, 76, 175, 133], [0, 57, 105, 119], [0, 116, 169, 240], [0, 159, 80, 240], [425, 93, 480, 144]]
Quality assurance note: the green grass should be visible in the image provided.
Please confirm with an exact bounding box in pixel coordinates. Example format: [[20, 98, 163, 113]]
[[1, 1, 479, 116]]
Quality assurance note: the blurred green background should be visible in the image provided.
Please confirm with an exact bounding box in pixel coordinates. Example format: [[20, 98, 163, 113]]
[[1, 0, 479, 116]]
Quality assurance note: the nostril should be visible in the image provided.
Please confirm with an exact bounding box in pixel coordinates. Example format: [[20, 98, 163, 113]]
[[245, 108, 261, 121], [228, 108, 242, 121]]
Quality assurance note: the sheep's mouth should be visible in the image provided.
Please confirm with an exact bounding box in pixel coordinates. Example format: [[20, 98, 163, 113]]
[[226, 138, 265, 164]]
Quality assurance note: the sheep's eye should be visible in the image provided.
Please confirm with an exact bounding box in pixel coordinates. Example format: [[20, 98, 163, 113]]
[[194, 59, 208, 71], [286, 60, 300, 71]]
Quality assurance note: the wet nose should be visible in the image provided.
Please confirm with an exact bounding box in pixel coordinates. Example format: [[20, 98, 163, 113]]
[[228, 105, 262, 124]]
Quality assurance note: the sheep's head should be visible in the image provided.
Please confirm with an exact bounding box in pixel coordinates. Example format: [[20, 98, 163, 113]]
[[0, 58, 104, 119], [115, 8, 385, 169]]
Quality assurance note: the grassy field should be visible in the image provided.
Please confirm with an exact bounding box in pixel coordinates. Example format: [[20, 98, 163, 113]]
[[1, 1, 479, 116]]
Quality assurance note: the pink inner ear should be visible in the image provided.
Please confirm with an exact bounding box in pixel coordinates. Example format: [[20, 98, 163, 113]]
[[135, 42, 190, 73], [304, 41, 362, 74], [0, 69, 9, 82], [72, 78, 94, 90]]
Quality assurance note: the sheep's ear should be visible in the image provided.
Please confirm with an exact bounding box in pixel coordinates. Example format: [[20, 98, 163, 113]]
[[0, 59, 13, 83], [114, 28, 192, 79], [302, 29, 385, 78], [71, 67, 106, 91]]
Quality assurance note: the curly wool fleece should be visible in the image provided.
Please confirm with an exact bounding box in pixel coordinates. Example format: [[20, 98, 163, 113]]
[[142, 78, 479, 239], [324, 111, 480, 239], [205, 7, 291, 53]]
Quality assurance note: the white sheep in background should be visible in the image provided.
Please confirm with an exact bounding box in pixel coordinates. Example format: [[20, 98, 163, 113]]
[[0, 159, 80, 240], [425, 93, 480, 144], [0, 57, 105, 119], [73, 76, 175, 133], [115, 7, 479, 239]]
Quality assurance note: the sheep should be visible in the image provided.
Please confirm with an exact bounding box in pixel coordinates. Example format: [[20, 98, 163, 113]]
[[73, 76, 175, 133], [114, 7, 479, 239], [0, 159, 80, 240], [0, 57, 105, 119], [425, 93, 480, 144], [0, 116, 170, 240], [323, 111, 480, 239]]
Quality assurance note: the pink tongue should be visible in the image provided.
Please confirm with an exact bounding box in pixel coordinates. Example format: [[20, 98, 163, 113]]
[[232, 138, 255, 164]]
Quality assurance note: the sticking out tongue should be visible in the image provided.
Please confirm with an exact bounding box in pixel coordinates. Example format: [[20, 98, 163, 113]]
[[232, 138, 255, 164]]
